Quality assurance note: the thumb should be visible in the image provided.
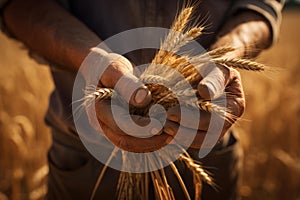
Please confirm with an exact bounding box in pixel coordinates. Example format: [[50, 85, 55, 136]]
[[197, 65, 229, 100], [100, 53, 152, 107]]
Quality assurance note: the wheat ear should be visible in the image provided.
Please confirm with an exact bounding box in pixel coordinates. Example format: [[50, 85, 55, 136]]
[[213, 58, 266, 71], [207, 46, 236, 58], [171, 7, 194, 32], [153, 7, 194, 64]]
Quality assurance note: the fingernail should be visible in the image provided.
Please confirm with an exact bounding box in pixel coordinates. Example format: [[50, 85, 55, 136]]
[[198, 82, 210, 99], [134, 88, 148, 104], [198, 81, 217, 99], [205, 82, 217, 97]]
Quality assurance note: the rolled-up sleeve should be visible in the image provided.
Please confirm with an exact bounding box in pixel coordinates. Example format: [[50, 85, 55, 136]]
[[231, 0, 284, 45], [0, 0, 70, 33]]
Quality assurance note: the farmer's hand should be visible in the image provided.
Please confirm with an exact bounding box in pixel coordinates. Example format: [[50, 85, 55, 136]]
[[164, 64, 245, 149], [88, 52, 173, 152], [163, 10, 272, 149], [96, 100, 173, 152]]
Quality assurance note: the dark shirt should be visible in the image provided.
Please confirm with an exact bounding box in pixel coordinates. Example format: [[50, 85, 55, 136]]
[[0, 0, 284, 137]]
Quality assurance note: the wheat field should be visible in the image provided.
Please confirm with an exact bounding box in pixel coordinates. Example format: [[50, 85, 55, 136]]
[[0, 9, 299, 200]]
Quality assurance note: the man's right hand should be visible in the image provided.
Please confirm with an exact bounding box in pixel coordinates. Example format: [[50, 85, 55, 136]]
[[95, 100, 173, 153], [84, 52, 174, 152]]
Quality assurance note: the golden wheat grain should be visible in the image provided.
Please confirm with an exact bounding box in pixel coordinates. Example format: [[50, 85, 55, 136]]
[[186, 27, 204, 39], [213, 58, 266, 71], [162, 26, 203, 56], [207, 46, 236, 59], [94, 88, 114, 101], [92, 87, 229, 123], [88, 3, 268, 200], [179, 154, 214, 200], [152, 7, 193, 65], [171, 7, 193, 32], [140, 75, 169, 85], [179, 154, 214, 186]]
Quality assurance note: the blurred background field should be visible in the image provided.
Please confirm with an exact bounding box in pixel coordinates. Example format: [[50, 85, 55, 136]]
[[0, 6, 299, 200], [238, 7, 300, 200]]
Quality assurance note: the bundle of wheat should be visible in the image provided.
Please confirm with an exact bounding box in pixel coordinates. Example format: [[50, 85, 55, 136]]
[[88, 4, 266, 200]]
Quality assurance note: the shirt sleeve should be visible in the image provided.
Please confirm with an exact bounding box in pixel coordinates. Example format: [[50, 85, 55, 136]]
[[231, 0, 285, 46], [0, 0, 71, 65], [0, 0, 70, 32]]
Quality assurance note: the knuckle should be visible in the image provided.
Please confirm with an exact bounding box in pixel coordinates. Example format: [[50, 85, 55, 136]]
[[232, 97, 245, 117], [231, 68, 241, 80], [116, 135, 130, 151]]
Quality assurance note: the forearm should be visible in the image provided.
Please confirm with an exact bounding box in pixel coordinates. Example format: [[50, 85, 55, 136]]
[[211, 10, 272, 59], [3, 0, 101, 72]]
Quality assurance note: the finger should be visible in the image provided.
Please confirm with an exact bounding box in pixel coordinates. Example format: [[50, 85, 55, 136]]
[[115, 73, 152, 107], [203, 69, 245, 136], [95, 100, 124, 134], [100, 54, 151, 107], [85, 100, 103, 133], [167, 106, 211, 131], [95, 100, 163, 138], [100, 121, 173, 153], [225, 69, 245, 119], [198, 64, 230, 100], [163, 120, 207, 149], [123, 114, 164, 137], [100, 53, 133, 87], [166, 104, 235, 148]]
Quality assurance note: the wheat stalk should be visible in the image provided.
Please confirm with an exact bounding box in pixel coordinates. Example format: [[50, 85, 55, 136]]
[[88, 3, 267, 200], [171, 7, 193, 32], [179, 154, 214, 200], [153, 7, 194, 65], [90, 147, 119, 200], [213, 58, 266, 71], [207, 46, 236, 58]]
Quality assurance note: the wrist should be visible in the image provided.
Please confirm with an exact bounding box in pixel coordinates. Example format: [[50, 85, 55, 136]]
[[69, 38, 101, 70], [210, 34, 246, 59], [211, 10, 272, 59]]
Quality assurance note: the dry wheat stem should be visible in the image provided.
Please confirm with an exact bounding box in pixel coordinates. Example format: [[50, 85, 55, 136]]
[[86, 3, 268, 200], [147, 154, 175, 200], [116, 153, 147, 200], [157, 154, 174, 200], [169, 162, 191, 200], [90, 147, 119, 200], [91, 87, 230, 123]]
